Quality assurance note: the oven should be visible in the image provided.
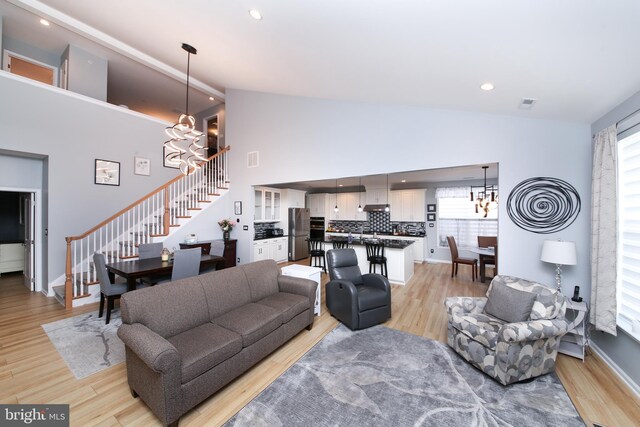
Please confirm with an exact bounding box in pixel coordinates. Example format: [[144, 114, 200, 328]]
[[310, 217, 325, 241]]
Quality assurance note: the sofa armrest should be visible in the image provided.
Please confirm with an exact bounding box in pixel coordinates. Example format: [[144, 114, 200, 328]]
[[278, 274, 317, 306], [498, 318, 569, 343], [444, 297, 487, 316], [117, 323, 180, 373]]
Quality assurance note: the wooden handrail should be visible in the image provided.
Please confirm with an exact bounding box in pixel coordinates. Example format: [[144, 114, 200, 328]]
[[65, 146, 230, 242]]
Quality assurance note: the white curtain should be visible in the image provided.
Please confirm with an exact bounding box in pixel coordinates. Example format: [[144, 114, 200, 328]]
[[435, 186, 470, 198], [590, 125, 618, 335]]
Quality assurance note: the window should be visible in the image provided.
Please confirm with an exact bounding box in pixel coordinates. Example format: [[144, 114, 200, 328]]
[[436, 187, 498, 248], [617, 131, 640, 338]]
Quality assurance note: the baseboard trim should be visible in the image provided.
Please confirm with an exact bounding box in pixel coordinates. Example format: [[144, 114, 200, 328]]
[[589, 340, 640, 399]]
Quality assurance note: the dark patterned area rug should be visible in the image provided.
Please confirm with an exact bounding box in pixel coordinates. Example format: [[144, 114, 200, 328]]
[[226, 325, 583, 426], [42, 310, 124, 379]]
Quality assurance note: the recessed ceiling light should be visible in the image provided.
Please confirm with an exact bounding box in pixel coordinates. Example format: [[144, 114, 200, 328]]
[[39, 18, 50, 26], [339, 184, 343, 187], [401, 179, 406, 183], [480, 83, 494, 91], [249, 9, 262, 20], [209, 96, 215, 101]]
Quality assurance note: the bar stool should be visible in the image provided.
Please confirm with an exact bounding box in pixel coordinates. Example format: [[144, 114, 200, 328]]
[[308, 239, 326, 273], [365, 242, 387, 277], [333, 241, 349, 249]]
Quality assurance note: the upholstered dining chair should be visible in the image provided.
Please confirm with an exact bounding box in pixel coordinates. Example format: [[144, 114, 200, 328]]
[[326, 248, 391, 330], [93, 252, 148, 324], [447, 236, 477, 281], [138, 242, 163, 259], [171, 248, 202, 281]]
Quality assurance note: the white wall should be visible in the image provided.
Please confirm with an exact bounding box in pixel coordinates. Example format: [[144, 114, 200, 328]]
[[225, 90, 592, 297], [0, 72, 177, 286]]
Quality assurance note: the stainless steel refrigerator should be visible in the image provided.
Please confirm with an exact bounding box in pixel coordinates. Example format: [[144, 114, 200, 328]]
[[288, 208, 310, 261]]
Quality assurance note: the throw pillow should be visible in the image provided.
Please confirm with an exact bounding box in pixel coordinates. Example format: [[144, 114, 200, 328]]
[[483, 282, 537, 323]]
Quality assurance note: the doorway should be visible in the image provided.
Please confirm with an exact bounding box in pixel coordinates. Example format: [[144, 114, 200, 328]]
[[0, 189, 41, 292], [205, 115, 219, 158]]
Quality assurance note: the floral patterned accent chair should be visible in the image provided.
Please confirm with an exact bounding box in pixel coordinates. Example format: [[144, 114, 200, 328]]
[[444, 275, 570, 385]]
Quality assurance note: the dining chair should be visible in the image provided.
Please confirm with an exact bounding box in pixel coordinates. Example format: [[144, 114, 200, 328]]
[[447, 236, 477, 281], [211, 241, 225, 257], [477, 236, 497, 281], [94, 252, 147, 324], [138, 242, 163, 259], [171, 248, 202, 281]]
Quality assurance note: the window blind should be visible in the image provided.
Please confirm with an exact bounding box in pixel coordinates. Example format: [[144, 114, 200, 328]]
[[618, 131, 640, 336], [437, 197, 497, 248]]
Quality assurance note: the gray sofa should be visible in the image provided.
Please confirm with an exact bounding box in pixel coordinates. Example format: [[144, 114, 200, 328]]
[[117, 260, 317, 427]]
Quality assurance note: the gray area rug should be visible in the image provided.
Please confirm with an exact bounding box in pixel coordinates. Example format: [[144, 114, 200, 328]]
[[226, 325, 583, 426], [42, 310, 124, 379]]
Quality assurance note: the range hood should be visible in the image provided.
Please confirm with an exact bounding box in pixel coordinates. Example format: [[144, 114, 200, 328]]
[[363, 204, 389, 212]]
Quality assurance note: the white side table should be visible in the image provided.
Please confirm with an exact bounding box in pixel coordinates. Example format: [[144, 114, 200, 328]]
[[558, 299, 588, 361], [281, 264, 322, 316]]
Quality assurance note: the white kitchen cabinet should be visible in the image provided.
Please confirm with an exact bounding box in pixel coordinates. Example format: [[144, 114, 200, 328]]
[[254, 187, 281, 222], [307, 193, 329, 217], [366, 188, 388, 205], [0, 243, 24, 274], [253, 238, 288, 263], [390, 190, 426, 222], [329, 192, 366, 221]]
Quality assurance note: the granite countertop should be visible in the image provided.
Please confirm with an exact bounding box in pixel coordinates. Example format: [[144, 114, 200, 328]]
[[324, 236, 414, 249], [254, 235, 288, 241], [0, 240, 23, 245], [326, 231, 425, 238]]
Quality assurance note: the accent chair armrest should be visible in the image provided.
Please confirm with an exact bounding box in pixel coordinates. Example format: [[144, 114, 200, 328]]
[[361, 273, 391, 293], [498, 317, 569, 344], [278, 275, 317, 305], [326, 279, 360, 326], [444, 297, 487, 316], [117, 323, 180, 373]]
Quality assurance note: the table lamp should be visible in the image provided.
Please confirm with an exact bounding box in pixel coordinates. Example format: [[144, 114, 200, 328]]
[[540, 240, 577, 291]]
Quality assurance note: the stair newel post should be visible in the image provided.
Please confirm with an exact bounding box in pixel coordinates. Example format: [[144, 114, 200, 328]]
[[163, 187, 170, 236], [64, 237, 73, 309]]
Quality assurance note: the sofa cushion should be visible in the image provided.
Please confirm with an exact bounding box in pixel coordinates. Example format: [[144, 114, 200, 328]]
[[256, 292, 310, 323], [484, 282, 537, 323], [450, 312, 504, 350], [120, 277, 209, 338], [167, 323, 242, 384], [200, 267, 252, 319], [241, 260, 280, 302], [357, 286, 388, 311], [213, 303, 282, 347]]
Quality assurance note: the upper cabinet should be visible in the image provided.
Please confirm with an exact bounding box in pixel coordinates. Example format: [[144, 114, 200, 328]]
[[307, 193, 329, 217], [255, 187, 281, 222], [390, 190, 426, 222], [365, 188, 388, 205], [329, 192, 366, 221]]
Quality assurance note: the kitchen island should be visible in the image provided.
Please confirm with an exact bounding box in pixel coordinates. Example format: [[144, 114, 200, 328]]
[[322, 235, 414, 285]]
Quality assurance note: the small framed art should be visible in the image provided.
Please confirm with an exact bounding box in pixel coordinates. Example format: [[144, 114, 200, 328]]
[[427, 213, 436, 222], [234, 201, 243, 215], [95, 159, 120, 186], [134, 157, 150, 176], [427, 204, 436, 213]]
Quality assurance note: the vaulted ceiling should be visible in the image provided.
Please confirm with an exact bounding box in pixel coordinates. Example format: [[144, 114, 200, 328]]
[[3, 0, 640, 124]]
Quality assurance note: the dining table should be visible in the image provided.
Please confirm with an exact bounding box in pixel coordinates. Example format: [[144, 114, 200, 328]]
[[106, 254, 225, 291], [465, 246, 496, 283]]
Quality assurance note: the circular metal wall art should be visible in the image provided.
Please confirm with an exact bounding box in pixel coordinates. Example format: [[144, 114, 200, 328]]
[[507, 177, 581, 234]]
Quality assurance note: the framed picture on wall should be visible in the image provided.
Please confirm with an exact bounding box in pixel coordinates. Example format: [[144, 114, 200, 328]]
[[163, 146, 180, 169], [427, 204, 436, 212], [95, 159, 120, 186], [234, 201, 243, 215], [134, 157, 150, 176], [427, 213, 436, 222]]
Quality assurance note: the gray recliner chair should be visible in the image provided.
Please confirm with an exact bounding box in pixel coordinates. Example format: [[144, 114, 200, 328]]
[[326, 248, 391, 330]]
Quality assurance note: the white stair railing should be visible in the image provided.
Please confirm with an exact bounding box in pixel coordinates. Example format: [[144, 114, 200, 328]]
[[63, 147, 230, 308]]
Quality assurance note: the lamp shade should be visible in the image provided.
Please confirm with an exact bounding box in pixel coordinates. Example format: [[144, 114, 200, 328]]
[[540, 240, 577, 266]]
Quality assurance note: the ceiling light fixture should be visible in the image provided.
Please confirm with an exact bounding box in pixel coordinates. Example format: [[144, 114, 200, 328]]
[[470, 166, 498, 218], [358, 177, 363, 212], [385, 174, 390, 212], [209, 96, 215, 101], [39, 18, 50, 26], [163, 43, 205, 175], [249, 9, 263, 20], [480, 83, 494, 91], [334, 179, 339, 213]]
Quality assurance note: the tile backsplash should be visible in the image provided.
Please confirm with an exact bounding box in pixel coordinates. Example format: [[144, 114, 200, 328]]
[[329, 212, 425, 236]]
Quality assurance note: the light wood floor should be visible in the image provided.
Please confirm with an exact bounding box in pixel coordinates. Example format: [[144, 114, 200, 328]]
[[1, 263, 639, 426]]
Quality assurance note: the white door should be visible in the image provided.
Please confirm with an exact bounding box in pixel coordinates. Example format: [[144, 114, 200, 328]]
[[22, 193, 36, 290]]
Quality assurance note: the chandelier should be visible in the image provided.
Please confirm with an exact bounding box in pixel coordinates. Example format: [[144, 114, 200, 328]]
[[164, 43, 205, 175], [470, 166, 498, 218]]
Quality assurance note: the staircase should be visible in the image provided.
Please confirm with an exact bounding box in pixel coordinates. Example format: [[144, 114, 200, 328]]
[[55, 147, 230, 309]]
